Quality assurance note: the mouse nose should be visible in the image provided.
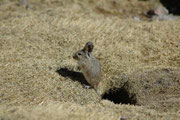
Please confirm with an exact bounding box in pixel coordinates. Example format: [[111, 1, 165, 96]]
[[73, 54, 78, 60]]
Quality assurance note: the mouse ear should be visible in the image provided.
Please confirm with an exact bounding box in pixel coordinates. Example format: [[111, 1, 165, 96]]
[[83, 42, 94, 53]]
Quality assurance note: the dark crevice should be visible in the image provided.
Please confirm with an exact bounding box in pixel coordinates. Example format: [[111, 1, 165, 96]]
[[102, 83, 137, 105], [160, 0, 180, 15]]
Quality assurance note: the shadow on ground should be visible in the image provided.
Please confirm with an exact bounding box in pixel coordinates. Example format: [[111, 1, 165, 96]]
[[56, 67, 89, 86]]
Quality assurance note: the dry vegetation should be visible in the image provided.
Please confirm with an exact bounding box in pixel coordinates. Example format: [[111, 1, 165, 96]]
[[0, 0, 180, 119]]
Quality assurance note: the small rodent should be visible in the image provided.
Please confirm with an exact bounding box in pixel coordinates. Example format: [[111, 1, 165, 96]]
[[73, 42, 101, 93]]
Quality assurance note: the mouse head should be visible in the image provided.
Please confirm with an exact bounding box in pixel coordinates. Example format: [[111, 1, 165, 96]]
[[73, 42, 94, 61]]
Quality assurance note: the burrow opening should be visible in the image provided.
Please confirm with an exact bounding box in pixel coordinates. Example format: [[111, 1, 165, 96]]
[[160, 0, 180, 15], [102, 87, 137, 105]]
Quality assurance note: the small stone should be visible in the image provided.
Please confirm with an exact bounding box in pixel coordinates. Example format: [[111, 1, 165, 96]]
[[133, 16, 140, 21], [120, 116, 128, 120], [176, 44, 180, 48]]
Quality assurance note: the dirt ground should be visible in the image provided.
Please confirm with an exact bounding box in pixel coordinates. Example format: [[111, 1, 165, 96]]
[[0, 0, 180, 119]]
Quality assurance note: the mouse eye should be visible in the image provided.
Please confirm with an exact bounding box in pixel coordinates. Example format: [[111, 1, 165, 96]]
[[78, 53, 82, 56]]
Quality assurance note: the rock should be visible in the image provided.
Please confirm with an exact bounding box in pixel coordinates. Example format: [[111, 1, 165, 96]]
[[146, 6, 176, 21]]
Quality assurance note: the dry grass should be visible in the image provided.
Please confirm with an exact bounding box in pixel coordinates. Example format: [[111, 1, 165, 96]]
[[0, 0, 180, 119], [1, 100, 180, 120]]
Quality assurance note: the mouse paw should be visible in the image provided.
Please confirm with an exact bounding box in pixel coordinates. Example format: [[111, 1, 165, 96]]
[[83, 85, 92, 89]]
